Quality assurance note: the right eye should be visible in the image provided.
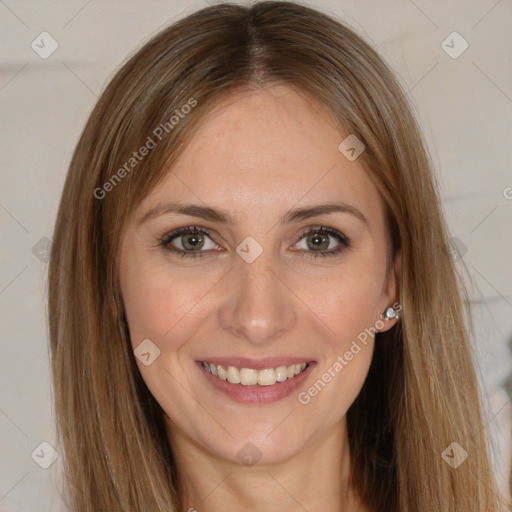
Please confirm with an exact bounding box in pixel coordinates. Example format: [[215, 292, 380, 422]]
[[159, 226, 220, 258]]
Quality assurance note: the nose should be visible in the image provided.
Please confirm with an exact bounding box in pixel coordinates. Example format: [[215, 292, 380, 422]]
[[217, 248, 297, 346]]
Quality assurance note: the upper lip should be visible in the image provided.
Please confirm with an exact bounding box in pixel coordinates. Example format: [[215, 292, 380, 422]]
[[197, 357, 315, 370]]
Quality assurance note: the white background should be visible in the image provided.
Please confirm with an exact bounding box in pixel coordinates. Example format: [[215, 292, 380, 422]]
[[0, 0, 511, 510]]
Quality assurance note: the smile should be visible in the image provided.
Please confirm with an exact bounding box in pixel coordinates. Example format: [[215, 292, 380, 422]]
[[201, 361, 308, 386], [196, 359, 317, 404]]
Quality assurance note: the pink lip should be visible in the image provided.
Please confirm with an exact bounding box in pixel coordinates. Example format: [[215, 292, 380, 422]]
[[195, 356, 314, 370], [195, 360, 317, 404]]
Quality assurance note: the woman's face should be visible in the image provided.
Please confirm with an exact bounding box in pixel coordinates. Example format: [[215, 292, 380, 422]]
[[118, 85, 400, 466]]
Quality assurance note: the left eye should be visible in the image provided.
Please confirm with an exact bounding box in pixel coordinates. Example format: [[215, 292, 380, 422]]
[[294, 228, 347, 255]]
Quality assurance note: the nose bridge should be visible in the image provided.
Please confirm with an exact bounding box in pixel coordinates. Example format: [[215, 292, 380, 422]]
[[217, 243, 297, 345]]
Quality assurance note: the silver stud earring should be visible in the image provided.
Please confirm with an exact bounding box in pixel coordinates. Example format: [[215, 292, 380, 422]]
[[382, 306, 399, 321]]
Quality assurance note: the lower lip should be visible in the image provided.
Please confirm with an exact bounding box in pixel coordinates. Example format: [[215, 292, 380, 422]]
[[196, 361, 316, 404]]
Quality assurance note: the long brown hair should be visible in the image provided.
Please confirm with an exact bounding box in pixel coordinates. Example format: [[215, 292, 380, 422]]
[[48, 1, 507, 510]]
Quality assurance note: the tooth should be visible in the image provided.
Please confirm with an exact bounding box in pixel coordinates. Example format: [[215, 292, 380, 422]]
[[226, 366, 240, 384], [240, 368, 258, 385], [258, 368, 277, 386], [275, 366, 288, 382], [217, 365, 227, 380], [205, 361, 309, 386]]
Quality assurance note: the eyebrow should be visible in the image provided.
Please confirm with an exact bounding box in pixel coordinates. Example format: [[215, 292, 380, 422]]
[[139, 201, 367, 225]]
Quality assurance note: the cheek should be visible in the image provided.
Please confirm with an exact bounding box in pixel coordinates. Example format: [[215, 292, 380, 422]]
[[119, 252, 214, 347], [295, 278, 379, 423], [293, 256, 385, 403], [300, 260, 387, 343], [119, 259, 210, 422]]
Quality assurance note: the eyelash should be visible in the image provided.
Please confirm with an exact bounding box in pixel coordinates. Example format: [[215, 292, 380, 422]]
[[158, 225, 351, 259]]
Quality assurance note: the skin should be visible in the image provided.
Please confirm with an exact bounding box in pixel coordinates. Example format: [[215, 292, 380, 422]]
[[118, 84, 401, 512]]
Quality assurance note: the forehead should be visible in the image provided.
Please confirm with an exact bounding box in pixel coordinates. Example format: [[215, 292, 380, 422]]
[[179, 85, 342, 178], [137, 85, 384, 224]]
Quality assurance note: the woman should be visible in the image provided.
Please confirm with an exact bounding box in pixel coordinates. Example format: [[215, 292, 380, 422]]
[[48, 1, 507, 511]]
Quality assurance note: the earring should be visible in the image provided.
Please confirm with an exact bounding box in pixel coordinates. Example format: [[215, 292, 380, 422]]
[[382, 305, 400, 321]]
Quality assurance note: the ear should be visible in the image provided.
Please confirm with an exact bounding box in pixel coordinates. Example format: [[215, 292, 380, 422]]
[[377, 248, 402, 333]]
